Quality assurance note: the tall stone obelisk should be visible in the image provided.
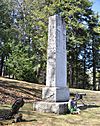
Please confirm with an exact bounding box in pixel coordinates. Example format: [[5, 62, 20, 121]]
[[33, 14, 69, 114]]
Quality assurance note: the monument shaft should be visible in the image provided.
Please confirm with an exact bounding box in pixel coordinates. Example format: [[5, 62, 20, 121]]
[[42, 14, 69, 102], [46, 14, 66, 87], [33, 15, 69, 114]]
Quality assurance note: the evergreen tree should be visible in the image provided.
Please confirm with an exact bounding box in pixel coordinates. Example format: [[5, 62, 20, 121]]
[[87, 13, 100, 90], [1, 0, 99, 88], [0, 0, 12, 76]]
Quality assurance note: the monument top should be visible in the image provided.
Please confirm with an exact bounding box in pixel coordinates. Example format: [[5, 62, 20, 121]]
[[46, 14, 67, 88]]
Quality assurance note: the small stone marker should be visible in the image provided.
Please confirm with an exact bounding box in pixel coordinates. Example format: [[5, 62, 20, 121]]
[[33, 14, 70, 114]]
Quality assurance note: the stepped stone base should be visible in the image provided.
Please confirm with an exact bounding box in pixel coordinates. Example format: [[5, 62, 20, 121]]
[[33, 101, 68, 114], [42, 87, 69, 102]]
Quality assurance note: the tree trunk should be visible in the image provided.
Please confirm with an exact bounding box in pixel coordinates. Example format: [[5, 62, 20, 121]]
[[0, 54, 4, 76], [69, 63, 74, 87], [83, 46, 86, 89], [92, 40, 96, 90], [75, 46, 78, 88]]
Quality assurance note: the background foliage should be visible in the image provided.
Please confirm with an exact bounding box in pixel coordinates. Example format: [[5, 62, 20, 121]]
[[0, 0, 100, 90]]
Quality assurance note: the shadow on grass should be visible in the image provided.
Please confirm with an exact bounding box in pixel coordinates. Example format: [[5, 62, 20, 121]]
[[0, 109, 12, 123], [17, 119, 37, 122], [79, 104, 100, 110], [0, 79, 42, 103], [0, 109, 11, 116], [0, 109, 37, 125]]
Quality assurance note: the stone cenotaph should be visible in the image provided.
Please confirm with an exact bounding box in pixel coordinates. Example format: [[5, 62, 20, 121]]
[[33, 14, 69, 114]]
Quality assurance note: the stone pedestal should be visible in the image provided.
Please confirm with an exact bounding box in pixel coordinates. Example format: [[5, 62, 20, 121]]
[[33, 14, 69, 114], [42, 87, 69, 102], [33, 101, 68, 114]]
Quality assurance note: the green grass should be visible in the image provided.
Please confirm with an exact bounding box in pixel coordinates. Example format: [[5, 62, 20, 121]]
[[0, 103, 100, 126], [0, 77, 100, 126]]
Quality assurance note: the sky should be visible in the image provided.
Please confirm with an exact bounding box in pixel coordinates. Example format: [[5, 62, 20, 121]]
[[92, 0, 100, 14]]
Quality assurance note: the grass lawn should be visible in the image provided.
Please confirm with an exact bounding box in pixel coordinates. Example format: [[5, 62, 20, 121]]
[[0, 77, 100, 126]]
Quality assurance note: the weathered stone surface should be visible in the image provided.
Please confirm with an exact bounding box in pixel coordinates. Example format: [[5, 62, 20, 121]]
[[33, 14, 69, 114], [46, 14, 67, 88], [33, 101, 68, 114], [44, 14, 69, 102], [42, 87, 69, 102]]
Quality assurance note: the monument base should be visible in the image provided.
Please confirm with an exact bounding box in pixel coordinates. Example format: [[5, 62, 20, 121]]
[[33, 101, 68, 114], [42, 87, 69, 102]]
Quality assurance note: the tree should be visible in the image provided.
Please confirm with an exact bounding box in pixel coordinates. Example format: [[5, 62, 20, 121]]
[[87, 13, 100, 90], [2, 0, 99, 89], [0, 0, 12, 76]]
